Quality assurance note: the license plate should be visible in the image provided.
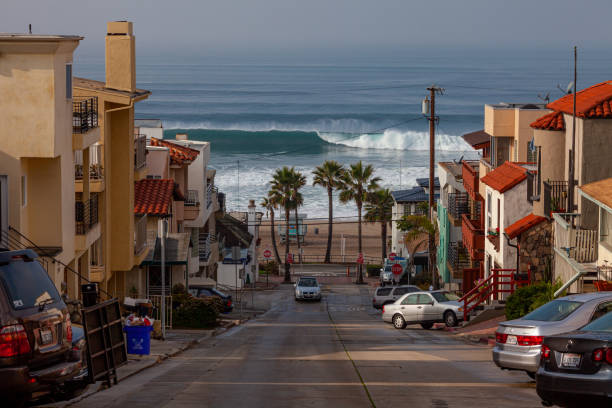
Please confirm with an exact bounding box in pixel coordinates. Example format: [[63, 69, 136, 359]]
[[506, 335, 517, 345], [561, 353, 581, 368], [40, 328, 53, 345]]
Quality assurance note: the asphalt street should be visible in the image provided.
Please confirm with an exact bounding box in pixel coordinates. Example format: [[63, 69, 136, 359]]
[[71, 280, 541, 408]]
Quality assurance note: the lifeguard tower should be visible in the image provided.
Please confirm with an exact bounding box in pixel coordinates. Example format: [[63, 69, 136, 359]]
[[278, 214, 307, 244]]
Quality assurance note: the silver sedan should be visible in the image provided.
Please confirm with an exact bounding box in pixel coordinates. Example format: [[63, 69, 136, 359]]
[[382, 290, 464, 329], [294, 276, 322, 301], [493, 292, 612, 378]]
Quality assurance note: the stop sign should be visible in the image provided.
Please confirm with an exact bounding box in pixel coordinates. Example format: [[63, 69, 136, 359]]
[[263, 249, 272, 259], [286, 253, 294, 264], [391, 263, 403, 275], [389, 252, 397, 261], [356, 253, 364, 264]]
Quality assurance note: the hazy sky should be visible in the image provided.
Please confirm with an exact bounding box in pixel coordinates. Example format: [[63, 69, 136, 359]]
[[2, 0, 610, 57]]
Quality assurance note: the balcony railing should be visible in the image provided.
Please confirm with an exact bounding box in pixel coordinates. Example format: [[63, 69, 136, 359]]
[[134, 215, 147, 255], [75, 144, 104, 180], [207, 184, 218, 209], [447, 241, 470, 278], [75, 194, 99, 235], [554, 213, 597, 264], [185, 189, 199, 206], [462, 160, 481, 201], [448, 192, 469, 220], [462, 213, 485, 261], [199, 233, 218, 261], [544, 180, 568, 217], [73, 97, 98, 134], [134, 134, 147, 170]]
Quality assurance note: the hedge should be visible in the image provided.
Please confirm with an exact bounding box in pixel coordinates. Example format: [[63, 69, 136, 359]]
[[505, 281, 563, 320]]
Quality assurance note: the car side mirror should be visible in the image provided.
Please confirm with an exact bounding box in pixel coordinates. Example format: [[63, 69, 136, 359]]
[[429, 301, 434, 306]]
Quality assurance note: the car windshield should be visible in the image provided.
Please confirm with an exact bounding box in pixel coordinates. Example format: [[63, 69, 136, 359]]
[[298, 278, 317, 287], [384, 266, 391, 272], [582, 311, 612, 332], [0, 259, 60, 310], [376, 288, 392, 296], [212, 288, 227, 297], [432, 292, 460, 302], [522, 300, 583, 322]]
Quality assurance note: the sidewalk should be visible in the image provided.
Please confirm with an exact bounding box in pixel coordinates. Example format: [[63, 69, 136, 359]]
[[433, 315, 506, 346]]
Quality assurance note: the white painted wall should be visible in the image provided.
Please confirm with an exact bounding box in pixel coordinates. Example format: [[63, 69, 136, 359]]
[[217, 262, 245, 289]]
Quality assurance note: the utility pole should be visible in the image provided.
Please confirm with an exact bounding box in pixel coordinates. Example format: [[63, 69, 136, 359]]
[[423, 85, 444, 288], [568, 47, 577, 214]]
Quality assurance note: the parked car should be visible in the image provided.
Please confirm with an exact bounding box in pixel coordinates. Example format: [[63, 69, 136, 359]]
[[294, 276, 322, 301], [537, 311, 612, 407], [379, 265, 394, 286], [0, 249, 83, 406], [188, 286, 233, 313], [372, 285, 420, 309], [493, 292, 612, 379], [382, 290, 463, 329]]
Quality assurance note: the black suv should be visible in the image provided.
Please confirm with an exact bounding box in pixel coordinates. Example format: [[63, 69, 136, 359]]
[[0, 249, 82, 405]]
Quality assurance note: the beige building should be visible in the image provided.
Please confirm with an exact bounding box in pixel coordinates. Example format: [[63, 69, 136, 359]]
[[73, 21, 151, 299], [0, 33, 98, 298]]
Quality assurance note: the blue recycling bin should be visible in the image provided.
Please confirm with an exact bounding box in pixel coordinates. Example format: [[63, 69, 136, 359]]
[[124, 325, 153, 355]]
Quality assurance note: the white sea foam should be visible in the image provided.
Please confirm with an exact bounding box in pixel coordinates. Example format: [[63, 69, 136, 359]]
[[318, 129, 472, 152]]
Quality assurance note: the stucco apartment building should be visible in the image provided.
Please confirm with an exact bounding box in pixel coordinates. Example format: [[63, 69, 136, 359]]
[[0, 33, 92, 298]]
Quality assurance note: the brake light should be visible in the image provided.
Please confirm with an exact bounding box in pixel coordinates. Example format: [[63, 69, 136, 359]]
[[593, 348, 604, 362], [0, 324, 31, 357], [227, 300, 232, 307], [607, 349, 612, 364], [541, 345, 551, 360], [382, 305, 385, 313], [495, 332, 508, 343], [516, 335, 544, 346], [65, 314, 72, 343]]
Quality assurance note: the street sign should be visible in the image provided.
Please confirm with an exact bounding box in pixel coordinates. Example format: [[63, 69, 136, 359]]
[[287, 253, 294, 264], [263, 249, 272, 259], [391, 263, 403, 275], [389, 252, 397, 261], [357, 253, 364, 264]]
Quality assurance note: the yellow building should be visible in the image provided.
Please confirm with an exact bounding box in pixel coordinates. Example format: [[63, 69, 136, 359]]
[[73, 21, 151, 299], [0, 33, 97, 297]]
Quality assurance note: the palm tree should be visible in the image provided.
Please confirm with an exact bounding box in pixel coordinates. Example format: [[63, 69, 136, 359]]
[[339, 161, 381, 284], [289, 170, 307, 263], [260, 193, 282, 265], [270, 166, 297, 282], [364, 188, 394, 262], [397, 214, 438, 287], [313, 161, 344, 263]]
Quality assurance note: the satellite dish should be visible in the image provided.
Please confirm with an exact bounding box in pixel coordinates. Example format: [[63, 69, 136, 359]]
[[537, 93, 551, 104], [557, 82, 574, 95]]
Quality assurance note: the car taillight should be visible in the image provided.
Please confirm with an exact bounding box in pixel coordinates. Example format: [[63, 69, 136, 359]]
[[606, 349, 612, 364], [495, 332, 507, 343], [541, 345, 551, 360], [0, 324, 31, 357], [592, 348, 612, 364], [65, 314, 72, 343], [382, 305, 385, 313], [516, 335, 544, 346], [227, 300, 232, 307]]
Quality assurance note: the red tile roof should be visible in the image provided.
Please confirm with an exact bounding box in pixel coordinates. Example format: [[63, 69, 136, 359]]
[[547, 81, 612, 119], [149, 137, 199, 165], [135, 179, 177, 216], [481, 162, 528, 193], [530, 111, 565, 131], [505, 213, 547, 239]]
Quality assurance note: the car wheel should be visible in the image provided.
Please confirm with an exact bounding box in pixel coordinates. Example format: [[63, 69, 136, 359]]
[[393, 314, 406, 329], [526, 371, 536, 380], [420, 322, 434, 330], [444, 311, 458, 327]]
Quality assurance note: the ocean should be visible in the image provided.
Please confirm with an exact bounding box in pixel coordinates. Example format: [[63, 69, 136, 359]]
[[75, 48, 612, 218]]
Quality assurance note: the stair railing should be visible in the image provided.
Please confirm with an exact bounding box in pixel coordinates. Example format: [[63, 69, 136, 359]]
[[459, 268, 531, 321]]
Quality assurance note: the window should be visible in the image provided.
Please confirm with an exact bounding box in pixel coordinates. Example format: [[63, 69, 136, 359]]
[[432, 292, 460, 302], [21, 175, 26, 207], [393, 287, 408, 296], [590, 302, 612, 322], [522, 300, 583, 321], [600, 209, 612, 249], [582, 311, 612, 332], [417, 294, 433, 304], [376, 287, 392, 296], [486, 192, 492, 230], [401, 294, 419, 305], [497, 198, 500, 230], [65, 64, 72, 99]]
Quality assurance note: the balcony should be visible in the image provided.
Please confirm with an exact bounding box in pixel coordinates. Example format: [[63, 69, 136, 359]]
[[75, 194, 99, 235], [487, 231, 500, 252], [72, 97, 100, 150], [75, 144, 104, 192], [462, 213, 484, 262], [134, 134, 147, 170], [447, 241, 470, 280], [134, 215, 147, 255], [207, 184, 218, 209], [544, 180, 569, 217], [199, 233, 219, 265], [462, 160, 481, 201], [447, 192, 469, 226], [184, 189, 200, 221]]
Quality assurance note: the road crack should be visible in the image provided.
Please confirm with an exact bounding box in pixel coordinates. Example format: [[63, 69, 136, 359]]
[[326, 300, 377, 408]]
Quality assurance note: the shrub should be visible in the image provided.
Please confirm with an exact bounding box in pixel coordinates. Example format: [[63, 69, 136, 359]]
[[366, 264, 382, 277], [505, 281, 563, 320], [173, 295, 221, 329]]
